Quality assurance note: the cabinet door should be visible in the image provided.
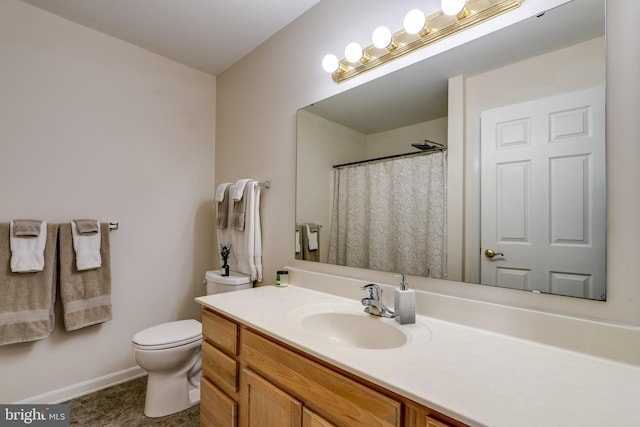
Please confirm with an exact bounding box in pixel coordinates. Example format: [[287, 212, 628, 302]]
[[201, 377, 237, 427], [302, 408, 337, 427], [241, 368, 303, 427]]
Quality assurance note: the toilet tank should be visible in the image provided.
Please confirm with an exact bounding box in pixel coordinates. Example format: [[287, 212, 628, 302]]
[[205, 270, 252, 295]]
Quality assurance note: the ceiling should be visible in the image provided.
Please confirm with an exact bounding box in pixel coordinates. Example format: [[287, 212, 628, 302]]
[[19, 0, 320, 76]]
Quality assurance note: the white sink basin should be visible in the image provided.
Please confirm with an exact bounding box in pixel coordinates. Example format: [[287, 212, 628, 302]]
[[302, 312, 407, 349], [288, 302, 431, 350]]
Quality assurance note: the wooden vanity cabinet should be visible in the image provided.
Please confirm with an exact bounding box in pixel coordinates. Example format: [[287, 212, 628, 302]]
[[200, 307, 465, 427]]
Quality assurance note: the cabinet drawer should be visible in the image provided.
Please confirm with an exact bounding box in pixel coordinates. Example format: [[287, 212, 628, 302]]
[[203, 340, 238, 397], [203, 308, 238, 355], [201, 376, 238, 427], [242, 328, 402, 427]]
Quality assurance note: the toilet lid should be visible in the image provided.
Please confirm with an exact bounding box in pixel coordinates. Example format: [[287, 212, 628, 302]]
[[133, 319, 202, 348]]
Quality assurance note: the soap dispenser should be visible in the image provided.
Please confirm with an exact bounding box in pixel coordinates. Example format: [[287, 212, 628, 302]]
[[394, 273, 415, 325]]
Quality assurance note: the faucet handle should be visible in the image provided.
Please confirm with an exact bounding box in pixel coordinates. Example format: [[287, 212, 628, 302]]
[[361, 283, 380, 300]]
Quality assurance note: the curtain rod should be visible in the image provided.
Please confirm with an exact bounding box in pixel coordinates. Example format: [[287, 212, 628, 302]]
[[332, 148, 446, 169]]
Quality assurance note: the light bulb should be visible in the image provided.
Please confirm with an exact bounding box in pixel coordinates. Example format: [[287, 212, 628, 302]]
[[441, 0, 467, 17], [403, 9, 426, 35], [371, 26, 392, 49], [344, 42, 364, 63], [322, 54, 339, 73]]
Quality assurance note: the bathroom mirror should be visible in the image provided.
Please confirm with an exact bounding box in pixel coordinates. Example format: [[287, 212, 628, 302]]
[[296, 0, 606, 300]]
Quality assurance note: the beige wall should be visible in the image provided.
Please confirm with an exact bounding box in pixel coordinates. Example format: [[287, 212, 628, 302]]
[[0, 0, 215, 402], [217, 0, 640, 337]]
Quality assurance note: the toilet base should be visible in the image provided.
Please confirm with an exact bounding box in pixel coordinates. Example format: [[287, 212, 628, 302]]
[[144, 371, 201, 418]]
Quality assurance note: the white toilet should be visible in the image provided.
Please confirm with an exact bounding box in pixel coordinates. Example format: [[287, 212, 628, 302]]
[[132, 270, 252, 417]]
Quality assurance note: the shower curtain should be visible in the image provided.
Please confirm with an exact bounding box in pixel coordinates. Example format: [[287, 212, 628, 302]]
[[327, 152, 447, 278]]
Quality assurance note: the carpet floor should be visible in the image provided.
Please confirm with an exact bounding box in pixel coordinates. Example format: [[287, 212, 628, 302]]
[[63, 376, 199, 426]]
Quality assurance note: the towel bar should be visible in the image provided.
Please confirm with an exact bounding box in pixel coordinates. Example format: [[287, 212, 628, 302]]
[[258, 180, 271, 189], [108, 222, 119, 231]]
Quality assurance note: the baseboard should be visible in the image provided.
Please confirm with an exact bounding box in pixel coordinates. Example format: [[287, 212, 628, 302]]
[[15, 366, 147, 404]]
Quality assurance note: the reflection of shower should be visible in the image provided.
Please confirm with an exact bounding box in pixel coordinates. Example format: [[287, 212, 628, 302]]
[[328, 150, 448, 278], [411, 139, 445, 151]]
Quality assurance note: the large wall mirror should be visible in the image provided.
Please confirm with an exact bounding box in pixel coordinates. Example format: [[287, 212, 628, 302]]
[[296, 0, 606, 301]]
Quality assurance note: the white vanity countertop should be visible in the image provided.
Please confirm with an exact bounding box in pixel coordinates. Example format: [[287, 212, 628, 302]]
[[196, 285, 640, 427]]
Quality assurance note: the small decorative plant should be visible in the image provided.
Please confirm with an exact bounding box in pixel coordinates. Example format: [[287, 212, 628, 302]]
[[220, 244, 232, 276]]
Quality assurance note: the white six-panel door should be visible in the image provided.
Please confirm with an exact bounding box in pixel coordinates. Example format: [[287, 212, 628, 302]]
[[480, 87, 606, 300]]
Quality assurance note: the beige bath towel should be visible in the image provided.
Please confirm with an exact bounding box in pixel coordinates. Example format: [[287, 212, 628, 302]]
[[59, 222, 112, 331], [216, 184, 230, 229], [0, 223, 58, 346]]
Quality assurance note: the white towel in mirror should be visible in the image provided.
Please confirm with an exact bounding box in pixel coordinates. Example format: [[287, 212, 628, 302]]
[[305, 224, 318, 251]]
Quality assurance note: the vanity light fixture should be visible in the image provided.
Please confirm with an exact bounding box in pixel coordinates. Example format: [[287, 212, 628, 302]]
[[441, 0, 470, 18], [322, 54, 341, 73], [323, 0, 525, 83], [344, 42, 370, 64], [371, 26, 397, 51], [403, 9, 430, 36]]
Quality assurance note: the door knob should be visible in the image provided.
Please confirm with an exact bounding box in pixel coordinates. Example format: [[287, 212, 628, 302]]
[[484, 249, 504, 258]]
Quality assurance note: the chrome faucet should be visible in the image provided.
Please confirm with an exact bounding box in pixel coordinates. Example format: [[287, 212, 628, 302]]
[[361, 283, 395, 319]]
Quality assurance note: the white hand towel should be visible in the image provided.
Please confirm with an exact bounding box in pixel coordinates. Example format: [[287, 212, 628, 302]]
[[215, 183, 232, 202], [305, 224, 318, 251], [71, 221, 102, 271], [10, 221, 47, 273], [231, 179, 251, 201], [295, 230, 301, 253], [228, 180, 263, 282], [253, 183, 263, 281]]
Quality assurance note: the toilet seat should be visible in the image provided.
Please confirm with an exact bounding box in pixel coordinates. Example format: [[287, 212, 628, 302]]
[[133, 319, 202, 350]]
